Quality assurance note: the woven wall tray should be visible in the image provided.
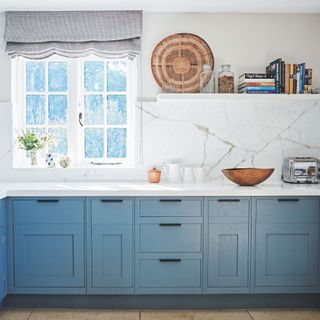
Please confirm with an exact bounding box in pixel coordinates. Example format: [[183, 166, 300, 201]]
[[151, 33, 214, 93]]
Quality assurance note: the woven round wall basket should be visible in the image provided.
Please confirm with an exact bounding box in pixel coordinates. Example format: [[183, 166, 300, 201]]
[[151, 33, 214, 93]]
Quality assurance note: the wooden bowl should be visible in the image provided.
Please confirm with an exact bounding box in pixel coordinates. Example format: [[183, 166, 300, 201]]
[[222, 168, 274, 186]]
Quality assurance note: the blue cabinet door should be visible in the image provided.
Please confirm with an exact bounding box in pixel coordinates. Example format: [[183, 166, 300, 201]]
[[89, 198, 134, 294], [205, 198, 250, 293], [255, 224, 319, 289], [207, 224, 249, 291], [0, 200, 6, 303], [10, 198, 85, 294], [254, 198, 320, 293]]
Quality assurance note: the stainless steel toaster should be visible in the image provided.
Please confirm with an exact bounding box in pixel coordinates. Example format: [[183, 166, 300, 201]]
[[282, 157, 320, 184]]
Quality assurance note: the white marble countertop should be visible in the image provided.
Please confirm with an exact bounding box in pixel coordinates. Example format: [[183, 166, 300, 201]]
[[1, 181, 320, 198]]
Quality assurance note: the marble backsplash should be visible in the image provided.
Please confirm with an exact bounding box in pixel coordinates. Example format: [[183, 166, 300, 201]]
[[0, 97, 319, 182]]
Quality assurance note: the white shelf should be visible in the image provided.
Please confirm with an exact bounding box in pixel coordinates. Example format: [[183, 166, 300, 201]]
[[156, 93, 320, 102]]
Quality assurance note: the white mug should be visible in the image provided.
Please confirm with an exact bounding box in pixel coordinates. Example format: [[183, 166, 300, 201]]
[[194, 167, 205, 183], [163, 162, 181, 183], [181, 167, 195, 183]]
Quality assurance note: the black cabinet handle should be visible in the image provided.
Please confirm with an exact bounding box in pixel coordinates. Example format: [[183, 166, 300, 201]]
[[101, 200, 123, 203], [159, 223, 181, 227], [37, 199, 59, 203], [278, 198, 300, 202], [159, 199, 182, 203], [159, 259, 181, 262], [218, 199, 240, 202]]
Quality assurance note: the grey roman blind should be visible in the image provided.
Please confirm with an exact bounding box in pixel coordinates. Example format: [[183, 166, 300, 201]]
[[4, 10, 142, 59]]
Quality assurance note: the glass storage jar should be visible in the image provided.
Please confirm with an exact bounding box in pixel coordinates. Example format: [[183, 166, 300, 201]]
[[218, 64, 234, 93], [199, 64, 215, 93]]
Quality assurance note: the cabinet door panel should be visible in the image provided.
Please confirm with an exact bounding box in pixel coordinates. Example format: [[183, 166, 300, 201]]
[[255, 224, 318, 287], [0, 225, 5, 302], [207, 223, 249, 288], [91, 225, 133, 288], [14, 224, 84, 288]]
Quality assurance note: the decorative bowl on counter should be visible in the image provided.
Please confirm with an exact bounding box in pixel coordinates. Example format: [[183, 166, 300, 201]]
[[222, 168, 275, 186]]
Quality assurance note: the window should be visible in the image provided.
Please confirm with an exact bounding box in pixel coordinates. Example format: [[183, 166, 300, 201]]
[[12, 55, 135, 168]]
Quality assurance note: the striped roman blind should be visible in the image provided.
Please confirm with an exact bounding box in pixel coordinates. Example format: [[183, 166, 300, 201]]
[[4, 11, 142, 59]]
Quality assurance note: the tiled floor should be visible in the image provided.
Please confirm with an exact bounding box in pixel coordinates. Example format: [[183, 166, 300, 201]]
[[0, 309, 320, 320]]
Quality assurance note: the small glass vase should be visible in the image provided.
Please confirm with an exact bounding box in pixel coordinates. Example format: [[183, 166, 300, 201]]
[[200, 64, 215, 93], [29, 149, 38, 166]]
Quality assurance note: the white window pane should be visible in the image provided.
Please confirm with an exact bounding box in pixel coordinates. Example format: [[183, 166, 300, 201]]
[[107, 128, 127, 158], [48, 127, 68, 155], [107, 61, 127, 92], [107, 95, 127, 125], [84, 128, 104, 158], [84, 61, 104, 92], [48, 95, 68, 125], [48, 62, 68, 92], [84, 95, 104, 125], [26, 61, 45, 92], [26, 95, 45, 125]]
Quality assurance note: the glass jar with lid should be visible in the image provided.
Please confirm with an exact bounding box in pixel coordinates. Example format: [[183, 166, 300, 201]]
[[218, 64, 234, 93]]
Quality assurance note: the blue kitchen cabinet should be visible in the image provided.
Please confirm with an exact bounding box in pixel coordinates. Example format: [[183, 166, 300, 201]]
[[253, 197, 319, 293], [205, 198, 250, 293], [136, 197, 203, 294], [8, 198, 86, 294], [89, 199, 134, 294], [0, 200, 6, 302]]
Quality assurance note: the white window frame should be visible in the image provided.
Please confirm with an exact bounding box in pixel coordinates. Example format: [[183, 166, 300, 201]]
[[12, 55, 136, 169]]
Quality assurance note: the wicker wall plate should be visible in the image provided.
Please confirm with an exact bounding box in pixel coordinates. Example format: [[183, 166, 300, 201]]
[[151, 33, 214, 93]]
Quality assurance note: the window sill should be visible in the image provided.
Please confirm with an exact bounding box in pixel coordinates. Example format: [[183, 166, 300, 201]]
[[12, 164, 136, 170]]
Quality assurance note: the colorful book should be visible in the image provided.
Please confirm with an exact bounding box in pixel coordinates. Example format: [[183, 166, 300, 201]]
[[239, 90, 278, 94], [285, 64, 290, 94], [289, 64, 294, 94], [239, 73, 275, 80], [239, 82, 275, 87], [304, 68, 312, 93], [267, 58, 282, 93], [239, 86, 276, 91]]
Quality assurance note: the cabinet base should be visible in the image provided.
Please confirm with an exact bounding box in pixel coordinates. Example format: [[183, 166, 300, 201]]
[[2, 294, 320, 309]]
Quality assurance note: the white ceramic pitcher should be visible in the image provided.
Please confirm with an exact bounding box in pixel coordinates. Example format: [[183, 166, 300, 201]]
[[162, 162, 181, 183]]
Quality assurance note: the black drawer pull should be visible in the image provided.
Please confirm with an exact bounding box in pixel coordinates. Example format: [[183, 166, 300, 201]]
[[278, 198, 300, 202], [101, 200, 123, 203], [218, 199, 240, 202], [159, 223, 182, 227], [159, 259, 181, 262], [37, 199, 59, 203], [159, 199, 182, 203]]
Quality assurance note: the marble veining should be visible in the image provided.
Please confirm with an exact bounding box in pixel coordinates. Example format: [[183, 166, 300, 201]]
[[0, 98, 319, 182]]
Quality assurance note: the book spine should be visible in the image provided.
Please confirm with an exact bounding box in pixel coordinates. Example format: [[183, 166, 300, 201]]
[[289, 64, 294, 94], [239, 86, 276, 91], [239, 78, 275, 83], [239, 90, 278, 94], [293, 64, 297, 94], [281, 61, 285, 93], [239, 73, 274, 79], [300, 63, 305, 94], [239, 82, 276, 87], [285, 64, 290, 94], [295, 64, 300, 93]]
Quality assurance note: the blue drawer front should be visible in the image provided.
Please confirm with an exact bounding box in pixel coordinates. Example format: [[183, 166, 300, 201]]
[[14, 223, 85, 288], [139, 223, 201, 253], [12, 199, 84, 224], [209, 199, 249, 224], [138, 198, 202, 217], [91, 199, 133, 224], [139, 259, 201, 288], [256, 198, 319, 224]]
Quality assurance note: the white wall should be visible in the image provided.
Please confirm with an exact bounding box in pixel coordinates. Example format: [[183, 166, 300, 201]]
[[1, 12, 320, 101], [0, 12, 320, 182]]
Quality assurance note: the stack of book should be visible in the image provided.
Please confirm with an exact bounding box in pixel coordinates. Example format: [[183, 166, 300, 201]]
[[266, 58, 312, 94], [238, 73, 276, 94]]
